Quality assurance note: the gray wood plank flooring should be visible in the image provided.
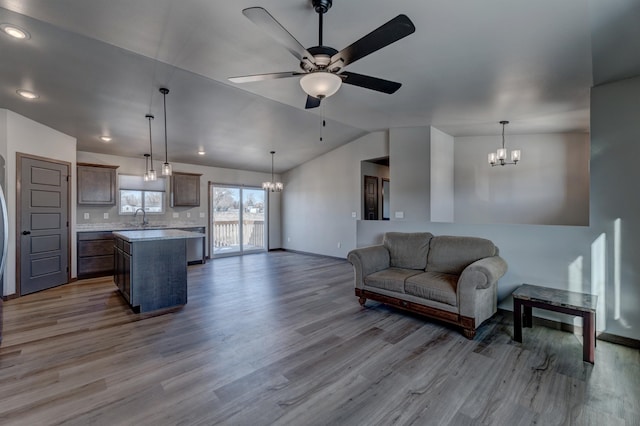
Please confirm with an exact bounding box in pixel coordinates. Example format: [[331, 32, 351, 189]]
[[0, 251, 638, 425]]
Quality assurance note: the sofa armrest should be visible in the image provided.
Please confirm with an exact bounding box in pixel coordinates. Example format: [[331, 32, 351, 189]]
[[347, 245, 390, 289], [457, 256, 508, 318]]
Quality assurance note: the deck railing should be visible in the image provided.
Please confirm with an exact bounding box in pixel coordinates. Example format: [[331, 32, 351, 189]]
[[213, 220, 264, 248]]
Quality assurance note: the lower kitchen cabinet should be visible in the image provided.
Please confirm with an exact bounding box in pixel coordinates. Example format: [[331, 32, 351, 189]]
[[78, 231, 114, 279]]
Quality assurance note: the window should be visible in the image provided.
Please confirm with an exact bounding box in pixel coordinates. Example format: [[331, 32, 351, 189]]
[[118, 174, 166, 215]]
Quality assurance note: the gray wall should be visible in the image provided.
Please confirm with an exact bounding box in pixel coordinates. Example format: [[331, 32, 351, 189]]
[[454, 133, 590, 225]]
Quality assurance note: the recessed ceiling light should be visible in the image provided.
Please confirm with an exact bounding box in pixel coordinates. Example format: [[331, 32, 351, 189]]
[[197, 150, 206, 155], [1, 24, 30, 40], [16, 89, 39, 99], [99, 136, 112, 142]]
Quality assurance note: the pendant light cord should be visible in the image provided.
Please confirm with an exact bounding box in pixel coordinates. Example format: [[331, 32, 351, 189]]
[[147, 115, 154, 169], [163, 91, 168, 163]]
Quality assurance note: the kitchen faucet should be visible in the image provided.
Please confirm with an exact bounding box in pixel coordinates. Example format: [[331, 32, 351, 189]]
[[133, 208, 148, 227]]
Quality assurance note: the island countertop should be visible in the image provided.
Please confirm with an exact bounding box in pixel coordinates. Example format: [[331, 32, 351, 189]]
[[113, 229, 205, 242]]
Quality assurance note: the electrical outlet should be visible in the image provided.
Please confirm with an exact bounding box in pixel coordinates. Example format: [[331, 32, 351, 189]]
[[173, 212, 179, 218], [103, 213, 109, 219], [395, 211, 404, 219], [83, 213, 90, 220], [199, 212, 205, 218], [287, 237, 291, 242], [337, 242, 341, 248], [186, 212, 191, 218], [351, 212, 356, 218]]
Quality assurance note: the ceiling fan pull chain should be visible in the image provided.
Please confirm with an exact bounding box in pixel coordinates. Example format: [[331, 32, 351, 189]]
[[320, 102, 326, 142]]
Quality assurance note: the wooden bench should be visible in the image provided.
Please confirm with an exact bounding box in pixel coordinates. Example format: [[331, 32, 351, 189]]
[[512, 284, 597, 364]]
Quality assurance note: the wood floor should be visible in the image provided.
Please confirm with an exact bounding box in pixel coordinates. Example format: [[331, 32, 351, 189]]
[[1, 251, 639, 425]]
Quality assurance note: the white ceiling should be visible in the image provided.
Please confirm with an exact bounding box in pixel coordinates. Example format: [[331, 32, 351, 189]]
[[0, 0, 598, 173]]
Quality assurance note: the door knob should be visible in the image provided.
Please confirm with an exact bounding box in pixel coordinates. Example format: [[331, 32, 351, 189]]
[[22, 230, 31, 235]]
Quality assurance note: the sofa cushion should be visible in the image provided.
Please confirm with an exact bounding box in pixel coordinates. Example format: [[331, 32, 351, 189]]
[[405, 272, 458, 306], [365, 268, 422, 293], [383, 232, 433, 270], [427, 236, 496, 275]]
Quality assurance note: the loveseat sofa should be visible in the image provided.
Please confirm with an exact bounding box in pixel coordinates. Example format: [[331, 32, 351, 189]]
[[347, 232, 507, 339]]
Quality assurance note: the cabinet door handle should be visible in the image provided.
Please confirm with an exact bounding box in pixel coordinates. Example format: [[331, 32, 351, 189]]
[[22, 230, 31, 235]]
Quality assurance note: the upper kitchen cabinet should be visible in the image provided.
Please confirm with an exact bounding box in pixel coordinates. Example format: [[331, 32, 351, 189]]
[[77, 163, 119, 205], [171, 172, 202, 207]]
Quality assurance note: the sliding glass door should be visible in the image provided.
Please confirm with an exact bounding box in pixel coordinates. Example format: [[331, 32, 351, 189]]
[[211, 184, 266, 257]]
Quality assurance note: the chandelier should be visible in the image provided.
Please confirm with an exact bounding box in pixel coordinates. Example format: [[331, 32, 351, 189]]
[[488, 120, 521, 167], [262, 151, 283, 192]]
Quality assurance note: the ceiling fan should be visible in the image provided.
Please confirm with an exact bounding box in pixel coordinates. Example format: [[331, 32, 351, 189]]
[[229, 0, 415, 109]]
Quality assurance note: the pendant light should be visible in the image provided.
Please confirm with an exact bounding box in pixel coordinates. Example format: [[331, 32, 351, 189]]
[[145, 114, 157, 181], [488, 120, 521, 167], [143, 153, 151, 181], [262, 151, 283, 192], [159, 87, 172, 176]]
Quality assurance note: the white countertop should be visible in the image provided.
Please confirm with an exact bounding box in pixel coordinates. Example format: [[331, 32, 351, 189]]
[[113, 229, 205, 242], [77, 223, 205, 232]]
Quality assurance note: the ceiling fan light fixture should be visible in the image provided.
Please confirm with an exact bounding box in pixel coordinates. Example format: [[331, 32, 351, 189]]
[[299, 72, 342, 99]]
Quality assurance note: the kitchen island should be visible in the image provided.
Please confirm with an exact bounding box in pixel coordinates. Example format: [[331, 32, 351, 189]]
[[113, 229, 205, 313]]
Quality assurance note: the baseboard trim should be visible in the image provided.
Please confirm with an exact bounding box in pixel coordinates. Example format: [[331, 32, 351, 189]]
[[280, 248, 346, 261], [498, 308, 640, 349]]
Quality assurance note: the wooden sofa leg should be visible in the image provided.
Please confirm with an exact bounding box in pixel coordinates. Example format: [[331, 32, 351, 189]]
[[462, 328, 476, 340], [358, 296, 367, 306]]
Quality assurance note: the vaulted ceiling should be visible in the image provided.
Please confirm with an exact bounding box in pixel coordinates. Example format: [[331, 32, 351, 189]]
[[0, 0, 607, 173]]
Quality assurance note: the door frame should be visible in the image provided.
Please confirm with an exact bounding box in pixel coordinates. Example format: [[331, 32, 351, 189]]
[[16, 153, 72, 297]]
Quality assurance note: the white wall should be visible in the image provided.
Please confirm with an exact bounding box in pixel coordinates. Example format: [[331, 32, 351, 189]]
[[77, 151, 283, 255], [430, 127, 454, 222], [282, 131, 388, 258], [389, 127, 430, 221], [1, 109, 77, 296], [455, 133, 590, 225], [590, 74, 640, 339]]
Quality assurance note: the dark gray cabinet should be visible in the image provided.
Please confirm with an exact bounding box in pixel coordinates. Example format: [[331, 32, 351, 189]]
[[170, 172, 201, 207], [113, 234, 187, 313], [77, 163, 119, 205], [78, 231, 114, 279]]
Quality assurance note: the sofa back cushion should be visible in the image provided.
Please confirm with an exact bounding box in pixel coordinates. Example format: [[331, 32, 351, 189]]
[[427, 235, 496, 275], [383, 232, 433, 270]]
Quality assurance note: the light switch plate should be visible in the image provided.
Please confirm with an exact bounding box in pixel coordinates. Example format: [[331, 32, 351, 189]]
[[103, 213, 109, 219], [199, 212, 205, 218], [186, 212, 191, 218], [173, 212, 179, 218], [395, 211, 404, 219], [83, 213, 90, 219], [351, 211, 356, 218]]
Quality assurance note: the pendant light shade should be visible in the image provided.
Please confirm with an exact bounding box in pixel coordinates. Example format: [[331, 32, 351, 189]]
[[159, 87, 172, 176], [143, 153, 151, 181], [262, 151, 283, 192], [145, 114, 157, 181]]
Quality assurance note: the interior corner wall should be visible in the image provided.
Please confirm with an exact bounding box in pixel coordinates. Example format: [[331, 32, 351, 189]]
[[454, 133, 590, 226], [281, 131, 388, 258], [590, 74, 640, 339], [389, 127, 431, 221], [2, 109, 77, 296], [430, 127, 454, 222]]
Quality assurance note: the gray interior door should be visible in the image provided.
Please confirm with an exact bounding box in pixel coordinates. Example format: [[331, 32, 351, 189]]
[[20, 156, 69, 295]]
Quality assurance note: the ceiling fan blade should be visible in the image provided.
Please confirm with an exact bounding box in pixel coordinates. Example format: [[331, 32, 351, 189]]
[[243, 7, 315, 65], [330, 15, 415, 69], [341, 71, 402, 94], [229, 71, 303, 83], [305, 95, 321, 109]]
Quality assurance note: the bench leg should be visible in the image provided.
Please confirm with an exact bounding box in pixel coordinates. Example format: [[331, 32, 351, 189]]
[[513, 299, 523, 342], [523, 305, 533, 328], [583, 312, 595, 364], [358, 296, 366, 307]]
